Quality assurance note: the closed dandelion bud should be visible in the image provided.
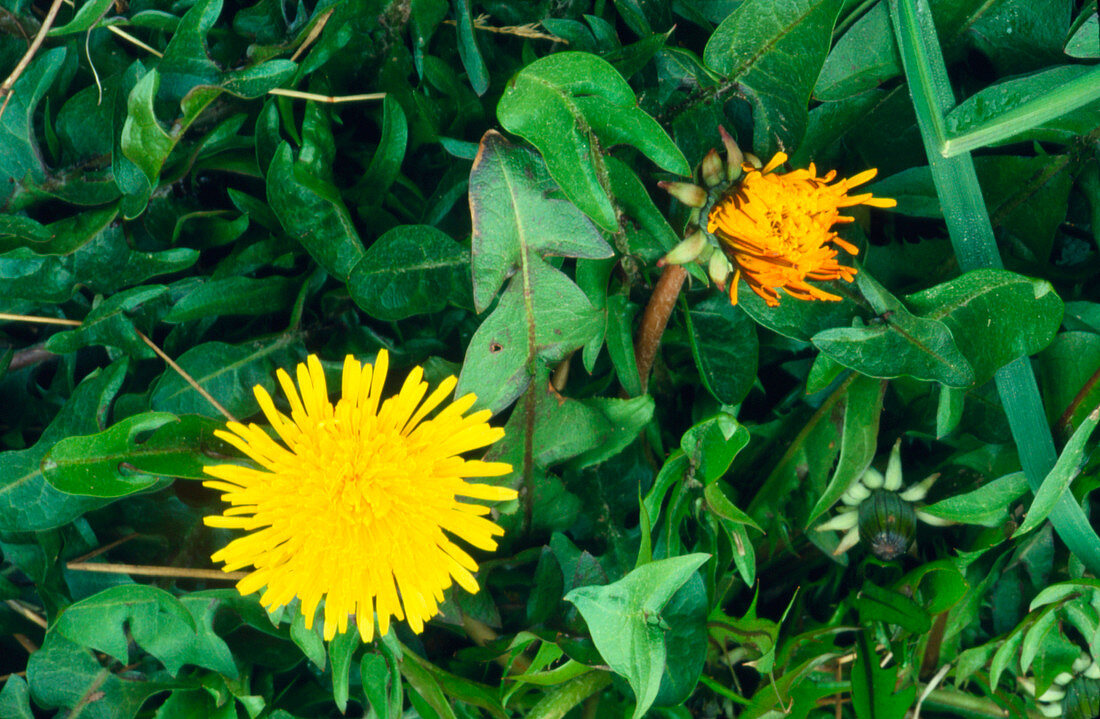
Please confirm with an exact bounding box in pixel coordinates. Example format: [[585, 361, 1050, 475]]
[[858, 490, 916, 561], [658, 181, 707, 208], [702, 149, 724, 188], [719, 126, 743, 181], [660, 230, 708, 266], [1065, 678, 1100, 719], [743, 152, 763, 169], [708, 252, 733, 290]]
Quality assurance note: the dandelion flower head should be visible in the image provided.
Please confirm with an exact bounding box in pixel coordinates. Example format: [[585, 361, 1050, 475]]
[[203, 351, 516, 641], [707, 152, 896, 307]]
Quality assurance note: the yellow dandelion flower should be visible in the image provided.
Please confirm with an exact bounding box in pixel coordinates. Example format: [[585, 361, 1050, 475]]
[[707, 152, 896, 307], [203, 351, 516, 642]]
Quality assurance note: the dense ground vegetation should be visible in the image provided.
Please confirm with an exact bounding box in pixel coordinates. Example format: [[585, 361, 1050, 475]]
[[1, 0, 1099, 717]]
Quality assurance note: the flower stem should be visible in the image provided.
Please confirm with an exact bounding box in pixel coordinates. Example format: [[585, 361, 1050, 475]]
[[634, 264, 687, 393]]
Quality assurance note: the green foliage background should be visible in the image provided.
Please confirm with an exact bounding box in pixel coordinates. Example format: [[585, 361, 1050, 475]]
[[0, 0, 1099, 716]]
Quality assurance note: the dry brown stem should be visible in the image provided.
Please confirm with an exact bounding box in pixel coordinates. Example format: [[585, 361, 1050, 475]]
[[633, 264, 687, 393]]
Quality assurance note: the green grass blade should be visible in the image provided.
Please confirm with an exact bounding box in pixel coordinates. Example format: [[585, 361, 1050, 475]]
[[944, 66, 1100, 157], [888, 0, 1100, 575]]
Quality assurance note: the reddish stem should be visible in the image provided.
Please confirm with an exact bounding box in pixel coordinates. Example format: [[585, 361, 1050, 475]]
[[634, 264, 687, 393], [1057, 363, 1100, 437]]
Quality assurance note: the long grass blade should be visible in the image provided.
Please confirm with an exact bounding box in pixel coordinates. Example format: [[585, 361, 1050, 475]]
[[888, 0, 1100, 574]]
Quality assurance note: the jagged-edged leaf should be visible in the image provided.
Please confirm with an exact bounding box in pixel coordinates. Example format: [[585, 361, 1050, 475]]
[[458, 132, 610, 412], [54, 585, 236, 677]]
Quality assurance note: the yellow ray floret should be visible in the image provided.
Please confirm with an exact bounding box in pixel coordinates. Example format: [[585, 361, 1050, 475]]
[[203, 351, 516, 642], [707, 152, 896, 307]]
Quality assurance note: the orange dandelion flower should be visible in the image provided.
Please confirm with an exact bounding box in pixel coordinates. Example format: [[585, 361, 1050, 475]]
[[203, 351, 516, 642], [707, 152, 896, 307]]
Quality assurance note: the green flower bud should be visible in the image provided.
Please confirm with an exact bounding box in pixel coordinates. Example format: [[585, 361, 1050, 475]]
[[858, 489, 916, 561], [1064, 677, 1100, 719]]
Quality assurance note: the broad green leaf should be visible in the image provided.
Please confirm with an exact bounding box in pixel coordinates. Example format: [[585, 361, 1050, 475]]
[[290, 611, 326, 670], [1028, 622, 1080, 698], [55, 585, 236, 677], [0, 674, 32, 719], [850, 628, 916, 718], [990, 628, 1025, 691], [686, 297, 758, 406], [349, 95, 408, 205], [936, 384, 965, 438], [1030, 579, 1100, 611], [45, 285, 168, 359], [460, 260, 603, 413], [150, 338, 299, 419], [570, 396, 655, 468], [792, 89, 886, 168], [855, 581, 931, 634], [120, 70, 174, 185], [0, 48, 66, 208], [268, 142, 364, 281], [704, 483, 763, 534], [401, 649, 507, 719], [738, 280, 867, 342], [459, 132, 609, 412], [919, 472, 1029, 527], [41, 412, 178, 497], [963, 0, 1070, 77], [815, 2, 899, 101], [604, 293, 643, 396], [604, 156, 682, 261], [1037, 332, 1100, 428], [652, 573, 708, 707], [48, 0, 115, 35], [360, 653, 395, 717], [906, 270, 1060, 389], [26, 632, 169, 719], [729, 523, 756, 585], [679, 412, 750, 485], [400, 650, 458, 719], [741, 653, 839, 718], [898, 560, 969, 615], [812, 272, 975, 387], [157, 0, 221, 99], [565, 554, 710, 719], [0, 203, 117, 255], [454, 0, 489, 94], [703, 0, 843, 155], [488, 376, 653, 472], [220, 60, 297, 99], [0, 226, 197, 303], [807, 374, 884, 525], [348, 225, 469, 321], [467, 131, 612, 311], [1016, 606, 1078, 699], [1014, 408, 1099, 537], [329, 628, 359, 712], [0, 362, 125, 531], [525, 672, 613, 719], [873, 157, 1074, 262], [498, 53, 689, 230], [166, 276, 299, 322], [1066, 13, 1099, 57]]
